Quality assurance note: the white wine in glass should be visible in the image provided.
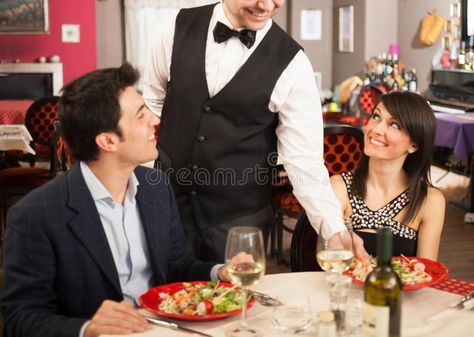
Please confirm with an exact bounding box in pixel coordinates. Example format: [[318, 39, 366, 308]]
[[316, 230, 355, 273], [225, 226, 265, 337]]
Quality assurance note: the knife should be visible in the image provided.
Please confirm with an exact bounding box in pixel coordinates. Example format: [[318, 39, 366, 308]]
[[144, 316, 214, 337], [424, 290, 474, 323], [452, 290, 474, 309]]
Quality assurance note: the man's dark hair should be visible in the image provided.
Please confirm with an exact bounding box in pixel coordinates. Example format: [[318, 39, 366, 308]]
[[58, 63, 139, 161]]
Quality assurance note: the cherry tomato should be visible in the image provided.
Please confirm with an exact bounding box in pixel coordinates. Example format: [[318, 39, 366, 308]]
[[202, 300, 214, 314]]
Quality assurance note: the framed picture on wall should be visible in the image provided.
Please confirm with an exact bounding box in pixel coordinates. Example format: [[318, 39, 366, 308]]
[[338, 5, 354, 53], [0, 0, 49, 34]]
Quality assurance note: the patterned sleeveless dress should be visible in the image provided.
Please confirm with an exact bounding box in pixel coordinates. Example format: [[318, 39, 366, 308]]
[[341, 171, 418, 256]]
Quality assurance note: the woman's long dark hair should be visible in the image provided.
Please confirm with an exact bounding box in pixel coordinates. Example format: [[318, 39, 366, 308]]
[[351, 91, 437, 227]]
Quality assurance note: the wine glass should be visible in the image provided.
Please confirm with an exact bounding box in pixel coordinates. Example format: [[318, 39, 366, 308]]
[[316, 229, 355, 275], [225, 226, 266, 337], [316, 229, 355, 332]]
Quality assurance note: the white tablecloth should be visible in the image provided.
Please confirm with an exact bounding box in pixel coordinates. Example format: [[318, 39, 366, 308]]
[[0, 124, 35, 154], [102, 272, 474, 337]]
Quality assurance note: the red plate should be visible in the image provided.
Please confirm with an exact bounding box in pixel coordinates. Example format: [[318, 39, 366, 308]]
[[139, 281, 256, 321], [347, 257, 449, 291]]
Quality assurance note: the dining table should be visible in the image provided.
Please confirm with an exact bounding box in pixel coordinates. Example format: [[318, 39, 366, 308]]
[[0, 124, 36, 155], [434, 112, 474, 213], [102, 272, 474, 337]]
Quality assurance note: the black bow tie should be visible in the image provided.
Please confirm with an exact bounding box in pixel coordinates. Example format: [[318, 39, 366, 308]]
[[213, 21, 256, 49]]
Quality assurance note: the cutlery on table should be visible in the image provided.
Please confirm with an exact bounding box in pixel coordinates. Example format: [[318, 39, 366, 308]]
[[143, 316, 214, 337], [453, 290, 474, 309], [250, 290, 282, 306], [424, 290, 474, 322]]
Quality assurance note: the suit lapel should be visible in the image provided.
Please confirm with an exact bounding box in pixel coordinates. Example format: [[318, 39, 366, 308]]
[[66, 164, 122, 295], [135, 170, 167, 284]]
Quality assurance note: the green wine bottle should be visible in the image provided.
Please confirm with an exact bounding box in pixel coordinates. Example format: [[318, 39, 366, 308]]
[[362, 228, 401, 337]]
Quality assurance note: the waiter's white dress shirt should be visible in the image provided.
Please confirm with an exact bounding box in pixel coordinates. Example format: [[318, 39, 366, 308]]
[[142, 1, 345, 239]]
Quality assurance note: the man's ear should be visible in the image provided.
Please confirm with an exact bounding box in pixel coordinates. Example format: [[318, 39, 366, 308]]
[[95, 132, 119, 153]]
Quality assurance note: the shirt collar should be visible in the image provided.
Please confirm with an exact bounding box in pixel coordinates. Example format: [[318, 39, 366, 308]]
[[80, 161, 139, 206]]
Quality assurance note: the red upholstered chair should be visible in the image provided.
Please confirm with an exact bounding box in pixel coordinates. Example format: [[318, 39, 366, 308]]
[[290, 211, 321, 272], [290, 124, 364, 272], [270, 166, 296, 265], [323, 125, 364, 176], [339, 83, 388, 127], [51, 120, 74, 173], [0, 96, 60, 228], [25, 96, 60, 160], [272, 125, 364, 265], [357, 83, 389, 126]]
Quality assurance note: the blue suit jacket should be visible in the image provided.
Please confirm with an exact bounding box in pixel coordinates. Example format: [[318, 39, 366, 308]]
[[0, 164, 215, 337]]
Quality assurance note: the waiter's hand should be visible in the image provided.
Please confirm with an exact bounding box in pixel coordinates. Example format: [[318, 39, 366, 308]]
[[84, 300, 150, 337], [328, 230, 369, 261], [352, 232, 370, 261], [217, 252, 254, 282]]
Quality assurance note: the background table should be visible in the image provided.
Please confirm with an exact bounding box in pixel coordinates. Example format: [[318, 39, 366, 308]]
[[103, 272, 474, 337], [435, 113, 474, 212], [434, 113, 474, 163], [0, 124, 35, 154], [0, 100, 33, 124]]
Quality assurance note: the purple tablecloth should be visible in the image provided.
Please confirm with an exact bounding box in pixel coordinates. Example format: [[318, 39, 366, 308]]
[[435, 113, 474, 163]]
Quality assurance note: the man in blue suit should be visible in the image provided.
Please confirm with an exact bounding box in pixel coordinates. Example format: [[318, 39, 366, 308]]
[[0, 64, 232, 337]]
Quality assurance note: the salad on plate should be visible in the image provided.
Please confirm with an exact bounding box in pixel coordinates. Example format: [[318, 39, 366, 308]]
[[349, 255, 433, 285], [158, 281, 249, 316]]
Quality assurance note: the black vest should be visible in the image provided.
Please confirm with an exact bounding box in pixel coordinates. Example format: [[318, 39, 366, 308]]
[[158, 4, 302, 227]]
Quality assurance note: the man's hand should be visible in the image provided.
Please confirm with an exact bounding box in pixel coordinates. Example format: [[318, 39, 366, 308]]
[[217, 252, 255, 282], [84, 300, 150, 337], [327, 230, 369, 261]]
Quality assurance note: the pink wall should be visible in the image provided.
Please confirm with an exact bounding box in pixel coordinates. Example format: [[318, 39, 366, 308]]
[[0, 0, 96, 85]]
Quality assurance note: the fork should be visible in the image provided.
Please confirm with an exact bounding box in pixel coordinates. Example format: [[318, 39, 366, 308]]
[[250, 291, 282, 306]]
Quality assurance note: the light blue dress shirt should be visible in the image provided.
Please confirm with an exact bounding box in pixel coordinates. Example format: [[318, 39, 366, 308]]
[[78, 162, 221, 337], [80, 161, 153, 304]]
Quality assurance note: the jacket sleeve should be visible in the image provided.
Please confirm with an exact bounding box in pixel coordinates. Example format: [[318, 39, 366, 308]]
[[0, 205, 86, 337]]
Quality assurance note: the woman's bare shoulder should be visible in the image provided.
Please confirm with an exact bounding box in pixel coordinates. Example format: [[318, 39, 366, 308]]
[[330, 174, 345, 186], [426, 186, 446, 205]]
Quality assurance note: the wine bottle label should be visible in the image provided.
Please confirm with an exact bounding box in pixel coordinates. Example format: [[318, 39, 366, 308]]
[[362, 302, 389, 337]]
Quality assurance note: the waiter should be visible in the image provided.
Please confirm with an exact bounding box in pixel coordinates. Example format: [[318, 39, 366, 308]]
[[143, 0, 350, 261]]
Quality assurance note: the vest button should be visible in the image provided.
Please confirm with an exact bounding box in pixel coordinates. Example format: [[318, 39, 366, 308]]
[[192, 164, 199, 171], [197, 135, 206, 142], [190, 190, 197, 197], [203, 106, 212, 113]]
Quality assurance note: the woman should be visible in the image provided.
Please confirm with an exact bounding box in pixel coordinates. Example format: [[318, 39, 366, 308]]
[[330, 91, 445, 260]]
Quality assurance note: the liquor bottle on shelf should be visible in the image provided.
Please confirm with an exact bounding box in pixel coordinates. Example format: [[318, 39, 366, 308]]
[[458, 41, 467, 69], [466, 36, 474, 71], [450, 39, 458, 69], [408, 69, 417, 93], [441, 34, 452, 69], [363, 68, 372, 86], [401, 69, 409, 91], [362, 228, 402, 337]]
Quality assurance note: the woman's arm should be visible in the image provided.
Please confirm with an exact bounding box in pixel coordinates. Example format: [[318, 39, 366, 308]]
[[416, 187, 446, 260], [329, 174, 351, 217]]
